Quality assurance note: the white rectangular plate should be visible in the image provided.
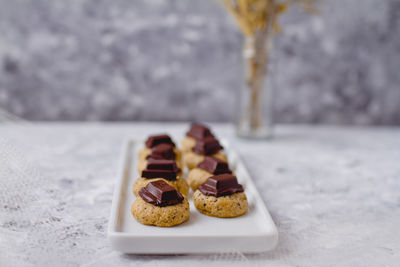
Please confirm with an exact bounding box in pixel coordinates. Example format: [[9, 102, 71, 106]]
[[108, 139, 278, 254]]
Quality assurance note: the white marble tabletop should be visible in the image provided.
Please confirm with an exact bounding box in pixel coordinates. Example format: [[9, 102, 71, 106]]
[[0, 123, 399, 267]]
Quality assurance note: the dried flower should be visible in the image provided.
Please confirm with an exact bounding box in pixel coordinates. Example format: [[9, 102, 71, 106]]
[[221, 0, 317, 133]]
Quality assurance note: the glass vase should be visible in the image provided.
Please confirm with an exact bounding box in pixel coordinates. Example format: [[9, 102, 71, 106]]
[[237, 28, 275, 139]]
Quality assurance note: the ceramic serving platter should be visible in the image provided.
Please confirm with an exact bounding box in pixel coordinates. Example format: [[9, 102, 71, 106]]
[[108, 138, 278, 254]]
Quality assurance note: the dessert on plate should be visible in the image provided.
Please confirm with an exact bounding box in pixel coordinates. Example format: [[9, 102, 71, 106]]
[[181, 123, 214, 153], [193, 174, 248, 218], [132, 180, 190, 227], [137, 143, 183, 174], [183, 137, 227, 170], [138, 134, 181, 161], [188, 156, 232, 191], [133, 159, 189, 196]]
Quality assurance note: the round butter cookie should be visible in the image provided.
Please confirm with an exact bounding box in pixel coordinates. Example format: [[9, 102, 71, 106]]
[[187, 168, 214, 191], [132, 193, 189, 227], [193, 190, 248, 218], [180, 136, 197, 153], [183, 151, 227, 170]]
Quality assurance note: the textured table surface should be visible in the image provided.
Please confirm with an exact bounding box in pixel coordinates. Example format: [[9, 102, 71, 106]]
[[0, 123, 399, 267]]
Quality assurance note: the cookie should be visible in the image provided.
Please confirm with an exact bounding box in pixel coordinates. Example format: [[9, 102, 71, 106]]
[[188, 156, 232, 191], [137, 158, 183, 175], [180, 136, 197, 153], [131, 182, 190, 227], [183, 151, 227, 170], [144, 134, 175, 148], [187, 168, 214, 191], [138, 147, 182, 162], [132, 177, 189, 196], [181, 124, 215, 152], [193, 190, 248, 218], [193, 174, 247, 218]]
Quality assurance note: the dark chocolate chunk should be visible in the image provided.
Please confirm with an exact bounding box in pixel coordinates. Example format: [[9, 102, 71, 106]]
[[186, 123, 214, 140], [141, 159, 180, 180], [147, 143, 176, 160], [139, 180, 184, 207], [197, 156, 231, 175], [198, 174, 244, 197], [192, 137, 223, 155], [146, 159, 179, 171], [141, 170, 177, 180], [145, 134, 175, 148]]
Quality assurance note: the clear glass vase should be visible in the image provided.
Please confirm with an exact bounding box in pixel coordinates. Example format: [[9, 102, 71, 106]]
[[237, 30, 275, 139]]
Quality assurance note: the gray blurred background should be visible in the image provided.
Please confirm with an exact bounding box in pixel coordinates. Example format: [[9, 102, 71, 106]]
[[0, 0, 399, 124]]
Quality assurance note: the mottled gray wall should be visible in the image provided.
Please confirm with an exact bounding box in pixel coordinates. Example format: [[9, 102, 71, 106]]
[[0, 0, 399, 124]]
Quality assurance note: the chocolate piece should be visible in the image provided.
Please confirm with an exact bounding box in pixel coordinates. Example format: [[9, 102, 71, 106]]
[[146, 159, 179, 171], [197, 156, 232, 175], [145, 134, 175, 148], [186, 123, 214, 140], [198, 174, 244, 197], [139, 180, 184, 207], [192, 137, 223, 155], [147, 143, 176, 160], [141, 159, 180, 180]]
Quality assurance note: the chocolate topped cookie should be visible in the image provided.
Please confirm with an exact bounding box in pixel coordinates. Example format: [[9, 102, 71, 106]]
[[132, 180, 190, 227], [145, 134, 175, 148], [139, 180, 184, 207], [183, 149, 227, 170], [147, 143, 176, 160], [193, 174, 247, 218], [198, 174, 244, 197], [181, 124, 216, 153], [141, 159, 180, 181], [186, 123, 214, 140], [188, 157, 232, 191], [192, 137, 223, 155], [197, 156, 231, 175]]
